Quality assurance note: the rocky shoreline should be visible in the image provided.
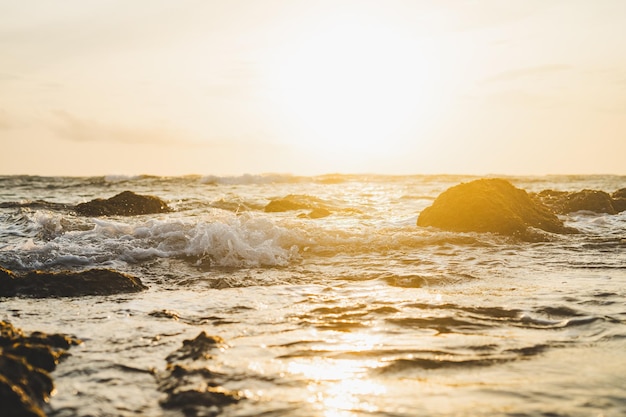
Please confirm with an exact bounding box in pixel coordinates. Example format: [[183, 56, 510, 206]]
[[1, 179, 625, 415], [0, 321, 81, 417]]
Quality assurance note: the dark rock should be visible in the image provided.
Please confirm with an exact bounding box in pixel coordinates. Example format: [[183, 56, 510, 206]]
[[0, 353, 54, 403], [0, 321, 80, 417], [149, 309, 180, 321], [612, 198, 626, 213], [3, 344, 59, 373], [417, 179, 576, 239], [537, 189, 618, 214], [161, 387, 241, 410], [0, 373, 46, 417], [165, 332, 225, 363], [0, 267, 147, 298], [75, 191, 170, 216], [613, 188, 626, 199], [157, 332, 242, 416], [563, 190, 616, 214]]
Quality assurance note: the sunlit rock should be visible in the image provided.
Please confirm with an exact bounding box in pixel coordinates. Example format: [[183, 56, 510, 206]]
[[417, 178, 576, 239], [0, 267, 147, 298], [75, 190, 171, 216], [264, 194, 324, 212], [298, 207, 332, 219]]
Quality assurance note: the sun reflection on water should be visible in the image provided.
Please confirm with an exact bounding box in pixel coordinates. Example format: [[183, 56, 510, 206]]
[[285, 332, 388, 416]]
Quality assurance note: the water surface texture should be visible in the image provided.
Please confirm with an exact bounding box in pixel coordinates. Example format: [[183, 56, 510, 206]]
[[1, 174, 625, 417]]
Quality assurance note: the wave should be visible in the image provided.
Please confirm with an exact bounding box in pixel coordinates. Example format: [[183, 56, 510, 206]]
[[200, 173, 304, 185], [0, 211, 302, 270]]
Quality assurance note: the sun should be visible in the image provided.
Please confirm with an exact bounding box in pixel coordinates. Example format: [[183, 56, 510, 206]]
[[263, 14, 441, 163]]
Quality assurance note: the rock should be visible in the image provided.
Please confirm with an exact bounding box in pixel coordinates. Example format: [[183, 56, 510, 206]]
[[612, 198, 626, 213], [417, 179, 576, 239], [0, 321, 81, 417], [264, 195, 315, 212], [0, 267, 147, 298], [536, 189, 620, 214], [157, 332, 242, 416], [0, 373, 46, 417], [165, 332, 225, 363], [298, 208, 332, 219], [613, 188, 626, 199], [75, 191, 170, 216]]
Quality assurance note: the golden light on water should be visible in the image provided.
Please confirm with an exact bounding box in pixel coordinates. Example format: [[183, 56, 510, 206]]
[[287, 358, 387, 416], [284, 331, 388, 416]]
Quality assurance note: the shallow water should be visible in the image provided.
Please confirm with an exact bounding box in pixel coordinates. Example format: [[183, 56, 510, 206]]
[[1, 174, 625, 416]]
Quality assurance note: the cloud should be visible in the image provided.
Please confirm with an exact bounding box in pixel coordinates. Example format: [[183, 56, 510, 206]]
[[50, 110, 196, 146], [481, 65, 571, 84], [49, 110, 283, 150]]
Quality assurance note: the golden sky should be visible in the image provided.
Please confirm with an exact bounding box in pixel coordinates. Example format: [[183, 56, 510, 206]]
[[1, 0, 625, 176]]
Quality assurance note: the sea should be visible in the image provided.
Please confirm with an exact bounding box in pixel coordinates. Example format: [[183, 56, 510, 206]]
[[1, 173, 625, 417]]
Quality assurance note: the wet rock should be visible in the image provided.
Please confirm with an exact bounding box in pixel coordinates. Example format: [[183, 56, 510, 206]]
[[149, 309, 180, 321], [75, 190, 170, 216], [535, 189, 626, 214], [298, 207, 332, 219], [0, 267, 147, 298], [612, 198, 626, 213], [161, 387, 241, 412], [264, 195, 316, 212], [613, 188, 626, 199], [157, 332, 242, 416], [0, 321, 81, 417], [536, 189, 618, 214], [417, 179, 576, 239], [165, 332, 225, 363]]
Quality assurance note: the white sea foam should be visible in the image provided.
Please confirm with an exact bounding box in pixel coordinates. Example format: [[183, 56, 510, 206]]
[[103, 174, 144, 183], [13, 212, 302, 269], [200, 173, 298, 185]]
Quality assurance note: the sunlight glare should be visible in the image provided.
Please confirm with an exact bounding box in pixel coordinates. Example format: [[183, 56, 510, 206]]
[[265, 15, 442, 159], [285, 331, 387, 416]]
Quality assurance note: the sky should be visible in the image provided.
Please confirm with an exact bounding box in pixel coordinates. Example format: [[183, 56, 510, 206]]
[[1, 0, 625, 176]]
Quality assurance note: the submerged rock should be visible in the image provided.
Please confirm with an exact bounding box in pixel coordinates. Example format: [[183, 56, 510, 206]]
[[0, 267, 147, 298], [75, 191, 170, 216], [536, 189, 621, 214], [613, 188, 626, 199], [264, 194, 323, 212], [0, 321, 81, 417], [298, 207, 332, 219], [157, 332, 242, 416], [417, 179, 576, 239]]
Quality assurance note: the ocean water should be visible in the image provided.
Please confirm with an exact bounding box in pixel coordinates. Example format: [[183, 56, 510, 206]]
[[1, 174, 625, 417]]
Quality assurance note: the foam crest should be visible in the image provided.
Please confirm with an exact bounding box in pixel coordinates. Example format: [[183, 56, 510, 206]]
[[103, 174, 144, 183], [7, 212, 302, 269], [200, 174, 300, 185]]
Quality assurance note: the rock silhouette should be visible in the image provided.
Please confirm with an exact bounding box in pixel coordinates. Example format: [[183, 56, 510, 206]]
[[536, 189, 626, 214], [157, 332, 242, 416], [0, 267, 147, 298], [75, 191, 170, 216]]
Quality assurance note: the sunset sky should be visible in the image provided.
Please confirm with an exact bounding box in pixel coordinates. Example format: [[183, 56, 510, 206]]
[[2, 0, 625, 176]]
